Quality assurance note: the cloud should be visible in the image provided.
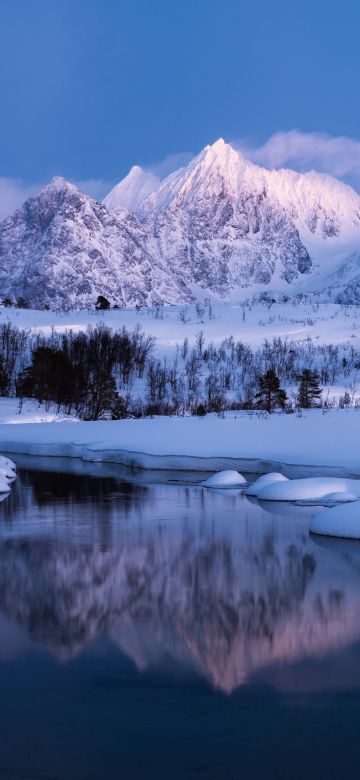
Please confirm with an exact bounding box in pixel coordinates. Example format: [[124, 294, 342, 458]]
[[234, 130, 360, 191], [0, 178, 42, 221], [74, 178, 113, 200], [1, 131, 360, 221], [145, 151, 194, 179], [0, 177, 114, 221]]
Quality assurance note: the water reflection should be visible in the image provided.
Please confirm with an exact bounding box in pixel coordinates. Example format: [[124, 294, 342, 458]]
[[1, 467, 360, 694]]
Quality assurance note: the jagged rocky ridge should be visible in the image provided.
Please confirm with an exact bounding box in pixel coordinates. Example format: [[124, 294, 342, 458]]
[[1, 139, 360, 308]]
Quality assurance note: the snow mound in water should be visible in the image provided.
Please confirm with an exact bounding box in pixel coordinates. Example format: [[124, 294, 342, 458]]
[[245, 472, 289, 497], [257, 476, 360, 502], [0, 456, 16, 479], [0, 455, 16, 492], [310, 502, 360, 539], [201, 470, 247, 488], [322, 492, 359, 504]]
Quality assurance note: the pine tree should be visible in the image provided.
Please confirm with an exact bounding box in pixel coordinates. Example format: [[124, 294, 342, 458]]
[[95, 295, 110, 311], [297, 369, 322, 409], [16, 297, 27, 309], [255, 369, 287, 413]]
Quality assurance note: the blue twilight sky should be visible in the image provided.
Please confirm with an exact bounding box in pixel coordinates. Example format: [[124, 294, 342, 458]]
[[0, 0, 360, 213]]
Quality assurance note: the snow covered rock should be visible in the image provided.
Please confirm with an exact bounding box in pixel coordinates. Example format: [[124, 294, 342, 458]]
[[201, 469, 247, 488], [257, 476, 360, 503], [310, 502, 360, 539], [245, 472, 289, 497]]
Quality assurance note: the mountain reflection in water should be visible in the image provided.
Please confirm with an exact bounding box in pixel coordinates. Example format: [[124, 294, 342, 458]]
[[1, 465, 360, 694]]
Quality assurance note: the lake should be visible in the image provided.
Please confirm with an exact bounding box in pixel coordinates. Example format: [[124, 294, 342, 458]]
[[1, 458, 360, 779]]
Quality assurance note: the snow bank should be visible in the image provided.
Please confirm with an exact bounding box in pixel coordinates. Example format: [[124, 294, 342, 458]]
[[0, 410, 358, 474], [246, 472, 288, 497], [257, 477, 360, 502], [310, 502, 360, 539], [201, 470, 247, 488]]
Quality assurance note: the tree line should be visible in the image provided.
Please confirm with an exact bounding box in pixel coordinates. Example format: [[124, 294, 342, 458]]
[[0, 321, 358, 419]]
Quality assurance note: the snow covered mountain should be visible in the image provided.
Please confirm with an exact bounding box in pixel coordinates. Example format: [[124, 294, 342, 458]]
[[0, 177, 193, 309], [136, 139, 360, 299], [0, 140, 360, 309]]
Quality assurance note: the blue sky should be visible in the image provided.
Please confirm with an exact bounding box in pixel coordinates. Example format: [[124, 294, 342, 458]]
[[0, 0, 359, 213]]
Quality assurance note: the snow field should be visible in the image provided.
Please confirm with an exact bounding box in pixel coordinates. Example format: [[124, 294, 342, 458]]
[[2, 300, 360, 352]]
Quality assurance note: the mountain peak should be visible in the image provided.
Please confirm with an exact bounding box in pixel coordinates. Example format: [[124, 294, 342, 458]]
[[203, 137, 238, 163], [104, 166, 160, 212], [208, 137, 226, 151], [128, 165, 143, 176], [195, 138, 247, 185], [45, 176, 78, 194]]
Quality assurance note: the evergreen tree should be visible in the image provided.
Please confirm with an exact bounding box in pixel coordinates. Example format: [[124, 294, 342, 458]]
[[95, 295, 110, 311], [80, 371, 122, 420], [16, 346, 81, 410], [255, 369, 287, 413], [297, 369, 322, 409], [0, 355, 10, 396], [16, 297, 27, 309]]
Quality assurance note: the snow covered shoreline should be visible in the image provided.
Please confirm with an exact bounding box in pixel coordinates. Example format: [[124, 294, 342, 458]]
[[0, 409, 359, 475]]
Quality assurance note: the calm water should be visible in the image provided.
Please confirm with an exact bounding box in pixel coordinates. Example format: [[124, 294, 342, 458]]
[[1, 460, 360, 778]]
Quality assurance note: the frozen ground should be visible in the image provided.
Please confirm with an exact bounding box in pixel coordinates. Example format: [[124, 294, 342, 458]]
[[0, 409, 359, 474]]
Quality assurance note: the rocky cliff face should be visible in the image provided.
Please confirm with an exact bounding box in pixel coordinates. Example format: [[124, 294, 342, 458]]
[[1, 140, 360, 309]]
